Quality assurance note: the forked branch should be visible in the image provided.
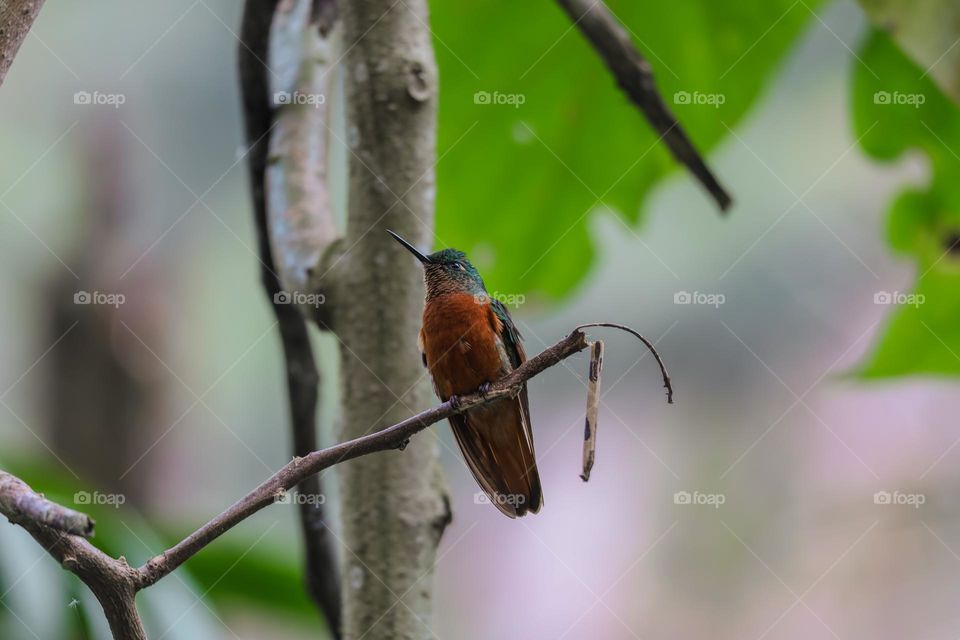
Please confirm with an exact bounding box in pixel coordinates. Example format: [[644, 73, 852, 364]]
[[0, 323, 671, 639]]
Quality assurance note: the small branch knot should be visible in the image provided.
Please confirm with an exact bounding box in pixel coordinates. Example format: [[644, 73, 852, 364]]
[[406, 61, 432, 102]]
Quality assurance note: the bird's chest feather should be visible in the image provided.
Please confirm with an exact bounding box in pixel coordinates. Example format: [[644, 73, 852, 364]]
[[420, 293, 508, 399]]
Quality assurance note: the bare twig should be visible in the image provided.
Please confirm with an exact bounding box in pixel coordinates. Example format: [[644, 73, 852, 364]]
[[1, 472, 146, 639], [580, 340, 604, 482], [0, 471, 94, 536], [575, 322, 674, 403], [0, 0, 47, 88], [135, 328, 590, 589], [555, 0, 732, 212], [239, 0, 343, 633]]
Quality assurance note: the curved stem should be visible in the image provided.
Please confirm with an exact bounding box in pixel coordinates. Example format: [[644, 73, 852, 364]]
[[574, 322, 674, 403]]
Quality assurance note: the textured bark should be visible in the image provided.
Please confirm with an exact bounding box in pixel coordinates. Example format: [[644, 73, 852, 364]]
[[2, 472, 146, 640], [238, 0, 343, 633], [332, 0, 451, 637], [266, 0, 338, 299], [0, 471, 95, 536], [0, 0, 45, 87]]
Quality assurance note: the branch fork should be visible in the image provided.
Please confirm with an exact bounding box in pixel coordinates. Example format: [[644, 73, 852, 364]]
[[0, 322, 671, 638]]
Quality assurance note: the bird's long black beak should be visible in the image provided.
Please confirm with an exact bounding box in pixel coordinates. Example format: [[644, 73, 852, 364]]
[[387, 230, 431, 265]]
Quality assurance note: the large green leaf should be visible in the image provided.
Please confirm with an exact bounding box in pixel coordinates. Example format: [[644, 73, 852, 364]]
[[852, 30, 960, 377], [857, 0, 960, 104], [431, 0, 824, 298]]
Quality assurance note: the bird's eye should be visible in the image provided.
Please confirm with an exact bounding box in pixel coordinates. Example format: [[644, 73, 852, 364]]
[[453, 262, 465, 271]]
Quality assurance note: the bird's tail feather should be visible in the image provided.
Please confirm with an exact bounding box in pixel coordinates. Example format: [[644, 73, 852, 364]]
[[450, 396, 543, 518]]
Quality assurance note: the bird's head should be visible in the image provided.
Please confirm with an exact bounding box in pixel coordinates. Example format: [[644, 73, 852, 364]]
[[388, 230, 486, 299]]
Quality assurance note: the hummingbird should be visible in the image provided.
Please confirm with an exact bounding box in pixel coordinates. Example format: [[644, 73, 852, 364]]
[[388, 230, 543, 517]]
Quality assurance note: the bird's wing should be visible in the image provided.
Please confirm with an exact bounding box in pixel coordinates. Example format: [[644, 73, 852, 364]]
[[490, 299, 535, 456], [490, 298, 525, 369]]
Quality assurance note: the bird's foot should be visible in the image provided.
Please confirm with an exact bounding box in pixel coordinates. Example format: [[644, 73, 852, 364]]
[[478, 382, 493, 398], [449, 395, 462, 410]]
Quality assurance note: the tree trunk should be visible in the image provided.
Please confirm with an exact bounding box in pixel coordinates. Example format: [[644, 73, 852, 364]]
[[0, 0, 46, 87], [332, 0, 451, 637]]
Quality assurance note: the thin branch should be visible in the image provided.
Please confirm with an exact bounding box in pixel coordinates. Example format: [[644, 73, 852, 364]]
[[0, 471, 94, 536], [1, 472, 147, 639], [239, 0, 343, 633], [575, 322, 673, 403], [555, 0, 732, 212], [135, 328, 590, 589], [2, 322, 670, 638], [0, 0, 47, 88]]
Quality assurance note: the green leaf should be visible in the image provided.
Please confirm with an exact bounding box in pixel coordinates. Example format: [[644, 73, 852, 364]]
[[431, 0, 825, 298], [857, 0, 960, 104], [166, 535, 320, 622], [851, 30, 960, 377]]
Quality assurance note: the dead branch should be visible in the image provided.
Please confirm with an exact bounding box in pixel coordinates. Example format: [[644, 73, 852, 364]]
[[555, 0, 732, 212], [0, 473, 146, 640], [580, 340, 604, 482], [575, 322, 674, 403], [238, 0, 342, 632], [0, 471, 94, 536]]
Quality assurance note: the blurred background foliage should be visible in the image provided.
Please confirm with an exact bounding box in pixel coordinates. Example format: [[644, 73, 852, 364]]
[[2, 0, 960, 638], [433, 0, 824, 298], [852, 28, 960, 376]]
